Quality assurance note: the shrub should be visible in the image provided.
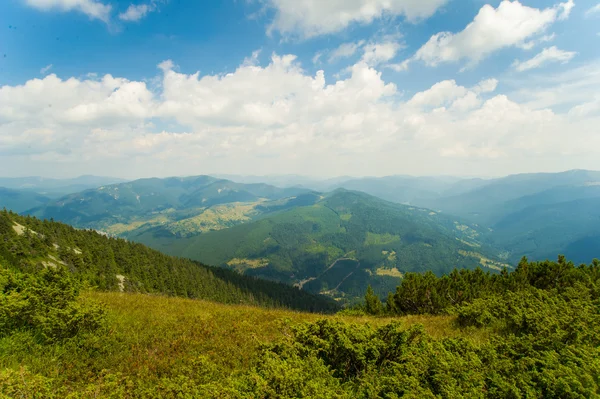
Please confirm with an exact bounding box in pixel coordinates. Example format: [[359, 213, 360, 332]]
[[0, 266, 106, 343]]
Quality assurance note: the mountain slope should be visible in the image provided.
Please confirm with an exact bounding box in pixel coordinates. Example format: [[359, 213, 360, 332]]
[[0, 209, 338, 312], [129, 190, 507, 302], [0, 187, 50, 213], [491, 197, 600, 263], [27, 175, 310, 236]]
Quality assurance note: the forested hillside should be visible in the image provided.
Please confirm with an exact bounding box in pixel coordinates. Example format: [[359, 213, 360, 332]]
[[131, 190, 506, 302], [0, 210, 338, 312]]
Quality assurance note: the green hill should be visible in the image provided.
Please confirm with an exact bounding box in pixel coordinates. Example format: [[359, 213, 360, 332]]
[[27, 175, 310, 236], [129, 190, 507, 302], [0, 209, 338, 313]]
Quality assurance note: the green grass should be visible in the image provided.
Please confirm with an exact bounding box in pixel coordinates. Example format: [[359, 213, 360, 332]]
[[0, 291, 488, 397]]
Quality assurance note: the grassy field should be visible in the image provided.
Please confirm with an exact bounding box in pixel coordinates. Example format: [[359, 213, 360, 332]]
[[0, 291, 489, 397]]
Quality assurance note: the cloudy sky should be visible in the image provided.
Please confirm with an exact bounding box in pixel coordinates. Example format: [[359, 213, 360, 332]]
[[1, 0, 599, 179]]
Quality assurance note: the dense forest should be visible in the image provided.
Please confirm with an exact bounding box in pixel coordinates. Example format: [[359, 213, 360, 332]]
[[0, 209, 338, 313]]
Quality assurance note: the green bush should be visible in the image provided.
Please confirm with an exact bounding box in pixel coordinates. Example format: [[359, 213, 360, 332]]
[[0, 266, 106, 343]]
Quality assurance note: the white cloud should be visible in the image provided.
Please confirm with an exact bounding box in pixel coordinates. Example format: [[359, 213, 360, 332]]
[[513, 46, 576, 72], [586, 4, 600, 16], [361, 42, 402, 66], [569, 97, 600, 118], [412, 0, 573, 67], [518, 33, 555, 50], [40, 64, 53, 75], [509, 61, 600, 111], [328, 41, 365, 63], [312, 52, 323, 64], [119, 1, 163, 22], [1, 53, 599, 177], [408, 80, 468, 108], [24, 0, 112, 22], [386, 59, 410, 72], [473, 78, 499, 94], [119, 4, 151, 21], [265, 0, 449, 38]]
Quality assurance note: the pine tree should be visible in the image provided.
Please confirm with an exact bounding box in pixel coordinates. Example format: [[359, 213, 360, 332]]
[[364, 285, 383, 315]]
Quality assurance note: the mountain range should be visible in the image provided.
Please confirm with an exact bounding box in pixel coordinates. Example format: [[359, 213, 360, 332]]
[[4, 169, 600, 301], [0, 175, 127, 198]]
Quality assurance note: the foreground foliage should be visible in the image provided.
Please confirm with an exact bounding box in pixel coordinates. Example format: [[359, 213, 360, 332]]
[[1, 256, 599, 397]]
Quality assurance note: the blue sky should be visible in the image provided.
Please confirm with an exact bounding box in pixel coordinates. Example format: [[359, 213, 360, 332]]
[[1, 0, 599, 178]]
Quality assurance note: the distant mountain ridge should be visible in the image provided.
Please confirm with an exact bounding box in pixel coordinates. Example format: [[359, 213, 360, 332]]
[[128, 189, 506, 302], [27, 175, 311, 236], [0, 175, 127, 197]]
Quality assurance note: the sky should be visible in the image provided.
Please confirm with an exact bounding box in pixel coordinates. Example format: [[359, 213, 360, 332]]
[[1, 0, 599, 179]]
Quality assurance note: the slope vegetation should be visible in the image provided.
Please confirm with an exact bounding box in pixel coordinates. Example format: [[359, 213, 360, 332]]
[[0, 210, 338, 312]]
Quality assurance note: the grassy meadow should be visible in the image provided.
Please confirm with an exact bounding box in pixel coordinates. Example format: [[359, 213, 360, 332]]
[[0, 291, 485, 398]]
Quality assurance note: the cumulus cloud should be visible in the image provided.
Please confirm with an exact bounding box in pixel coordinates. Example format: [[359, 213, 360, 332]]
[[265, 0, 448, 38], [1, 52, 599, 177], [24, 0, 112, 22], [412, 0, 573, 68], [513, 46, 577, 72]]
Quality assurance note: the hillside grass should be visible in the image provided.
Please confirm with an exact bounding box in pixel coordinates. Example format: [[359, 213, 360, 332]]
[[0, 291, 488, 397]]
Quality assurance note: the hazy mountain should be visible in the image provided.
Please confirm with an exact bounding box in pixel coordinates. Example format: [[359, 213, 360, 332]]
[[0, 175, 128, 198], [0, 187, 51, 213], [324, 175, 469, 205], [419, 170, 600, 224], [127, 190, 506, 302], [27, 175, 311, 235], [491, 196, 600, 263]]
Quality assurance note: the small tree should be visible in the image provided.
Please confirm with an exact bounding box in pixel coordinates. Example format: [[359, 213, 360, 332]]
[[364, 285, 383, 315]]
